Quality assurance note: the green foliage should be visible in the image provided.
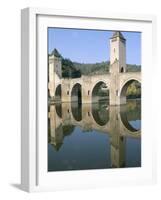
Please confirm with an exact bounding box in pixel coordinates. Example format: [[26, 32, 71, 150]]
[[126, 64, 141, 72], [62, 58, 81, 78], [73, 62, 141, 75], [73, 61, 110, 75], [126, 81, 141, 99], [62, 58, 74, 69]]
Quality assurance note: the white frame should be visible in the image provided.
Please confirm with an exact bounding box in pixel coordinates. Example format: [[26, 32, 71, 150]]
[[21, 7, 157, 192]]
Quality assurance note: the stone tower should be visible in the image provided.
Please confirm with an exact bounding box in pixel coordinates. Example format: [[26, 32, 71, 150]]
[[110, 31, 126, 73], [109, 31, 126, 105], [49, 48, 62, 78], [48, 49, 62, 98]]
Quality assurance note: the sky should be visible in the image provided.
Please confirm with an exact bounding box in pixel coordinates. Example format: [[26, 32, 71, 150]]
[[48, 28, 141, 65]]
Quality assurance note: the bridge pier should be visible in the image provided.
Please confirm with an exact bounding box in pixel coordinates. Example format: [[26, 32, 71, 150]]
[[82, 90, 92, 104], [109, 92, 127, 105], [81, 77, 92, 104], [81, 103, 93, 131], [61, 79, 71, 102]]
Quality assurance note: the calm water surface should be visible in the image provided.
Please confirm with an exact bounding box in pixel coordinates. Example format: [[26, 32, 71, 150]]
[[48, 100, 141, 171]]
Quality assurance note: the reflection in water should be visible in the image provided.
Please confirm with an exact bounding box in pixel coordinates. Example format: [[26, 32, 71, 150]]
[[48, 100, 141, 171], [92, 101, 109, 126], [71, 102, 82, 121], [55, 103, 62, 118]]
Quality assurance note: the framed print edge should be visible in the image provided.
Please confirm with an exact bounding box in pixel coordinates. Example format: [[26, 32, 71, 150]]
[[21, 7, 157, 192], [21, 8, 37, 192]]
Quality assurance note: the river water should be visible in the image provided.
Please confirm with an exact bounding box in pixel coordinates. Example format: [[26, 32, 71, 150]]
[[48, 99, 141, 171]]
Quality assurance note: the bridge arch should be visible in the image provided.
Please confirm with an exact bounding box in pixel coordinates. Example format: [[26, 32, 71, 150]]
[[71, 83, 82, 103], [91, 80, 109, 103], [55, 84, 61, 102], [119, 78, 141, 104], [70, 83, 82, 122]]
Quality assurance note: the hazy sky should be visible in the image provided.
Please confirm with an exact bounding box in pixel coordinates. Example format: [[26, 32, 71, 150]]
[[48, 28, 141, 65]]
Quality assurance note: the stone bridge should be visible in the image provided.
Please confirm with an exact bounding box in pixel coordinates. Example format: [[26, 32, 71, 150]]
[[60, 69, 141, 105], [48, 31, 141, 105]]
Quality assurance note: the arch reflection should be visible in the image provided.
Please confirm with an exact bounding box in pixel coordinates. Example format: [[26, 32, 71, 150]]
[[92, 101, 109, 126], [55, 103, 62, 118], [71, 102, 82, 122], [48, 100, 141, 171], [120, 100, 141, 132]]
